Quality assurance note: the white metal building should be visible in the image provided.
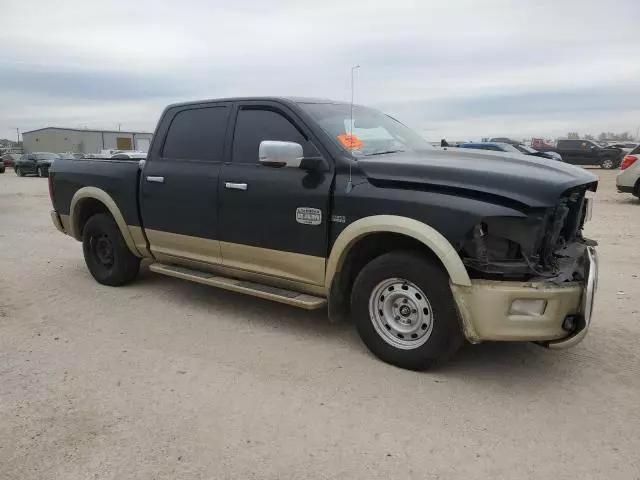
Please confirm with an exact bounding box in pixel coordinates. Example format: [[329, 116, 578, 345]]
[[21, 127, 153, 154]]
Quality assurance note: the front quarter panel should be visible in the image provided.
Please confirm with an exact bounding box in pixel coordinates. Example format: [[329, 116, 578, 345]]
[[328, 173, 528, 257]]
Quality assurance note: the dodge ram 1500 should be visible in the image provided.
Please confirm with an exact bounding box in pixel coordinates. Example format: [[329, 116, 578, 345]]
[[49, 97, 599, 370]]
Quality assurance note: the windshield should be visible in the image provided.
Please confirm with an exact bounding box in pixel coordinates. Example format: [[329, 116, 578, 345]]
[[300, 103, 433, 157], [498, 143, 522, 153], [512, 144, 537, 154]]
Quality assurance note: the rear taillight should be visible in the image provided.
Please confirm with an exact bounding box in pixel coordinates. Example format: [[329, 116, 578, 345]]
[[48, 175, 55, 204], [620, 155, 638, 170]]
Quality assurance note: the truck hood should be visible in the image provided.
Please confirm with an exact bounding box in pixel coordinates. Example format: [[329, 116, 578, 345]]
[[356, 149, 598, 208]]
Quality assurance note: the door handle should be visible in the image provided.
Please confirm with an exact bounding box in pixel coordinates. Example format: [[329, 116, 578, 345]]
[[146, 176, 164, 183], [225, 182, 248, 191]]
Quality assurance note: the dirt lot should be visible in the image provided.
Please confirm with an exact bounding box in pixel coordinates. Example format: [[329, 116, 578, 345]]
[[1, 169, 639, 479]]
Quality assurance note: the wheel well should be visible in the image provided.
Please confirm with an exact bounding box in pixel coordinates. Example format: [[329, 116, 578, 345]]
[[328, 232, 446, 322], [75, 198, 110, 238]]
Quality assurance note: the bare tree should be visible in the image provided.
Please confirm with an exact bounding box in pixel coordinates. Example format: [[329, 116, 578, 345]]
[[584, 134, 595, 141]]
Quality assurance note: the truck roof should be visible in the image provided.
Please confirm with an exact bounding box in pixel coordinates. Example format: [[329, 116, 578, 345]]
[[164, 96, 350, 109]]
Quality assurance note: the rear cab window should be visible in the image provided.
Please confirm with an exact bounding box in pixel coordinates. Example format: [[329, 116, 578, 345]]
[[162, 105, 230, 161]]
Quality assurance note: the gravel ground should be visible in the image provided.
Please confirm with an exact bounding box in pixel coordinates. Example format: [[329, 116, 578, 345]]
[[1, 169, 639, 480]]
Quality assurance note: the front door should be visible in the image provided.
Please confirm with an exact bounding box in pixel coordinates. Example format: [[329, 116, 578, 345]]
[[140, 103, 231, 264], [218, 102, 333, 286]]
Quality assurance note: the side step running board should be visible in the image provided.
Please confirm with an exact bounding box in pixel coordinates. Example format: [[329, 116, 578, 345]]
[[149, 263, 327, 310]]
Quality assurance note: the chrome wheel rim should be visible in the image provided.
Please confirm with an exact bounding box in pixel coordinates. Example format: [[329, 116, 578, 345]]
[[368, 278, 434, 350], [602, 159, 613, 169]]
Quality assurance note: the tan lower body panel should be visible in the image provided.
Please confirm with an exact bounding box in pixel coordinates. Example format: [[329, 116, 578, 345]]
[[59, 214, 71, 234], [452, 279, 582, 342], [220, 241, 325, 286], [149, 263, 327, 309], [145, 229, 222, 264], [128, 225, 152, 258]]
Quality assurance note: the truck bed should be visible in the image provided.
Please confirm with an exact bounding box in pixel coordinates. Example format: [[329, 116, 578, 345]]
[[51, 158, 142, 228]]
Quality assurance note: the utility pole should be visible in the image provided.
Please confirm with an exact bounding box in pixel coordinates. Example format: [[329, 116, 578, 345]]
[[118, 123, 121, 132], [16, 128, 20, 144]]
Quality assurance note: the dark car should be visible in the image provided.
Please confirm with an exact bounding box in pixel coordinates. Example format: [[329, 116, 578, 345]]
[[15, 152, 60, 177], [488, 137, 563, 161], [0, 157, 5, 173], [49, 96, 599, 371], [458, 142, 562, 161], [537, 139, 621, 169], [1, 153, 21, 168]]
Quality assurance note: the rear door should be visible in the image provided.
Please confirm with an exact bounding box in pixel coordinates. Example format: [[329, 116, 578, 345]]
[[140, 102, 231, 264], [217, 101, 333, 286]]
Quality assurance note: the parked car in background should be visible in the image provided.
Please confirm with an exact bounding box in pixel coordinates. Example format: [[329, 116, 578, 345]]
[[537, 139, 622, 169], [110, 151, 147, 160], [0, 157, 5, 173], [616, 145, 640, 199], [14, 152, 60, 177], [606, 142, 637, 154], [458, 142, 563, 161], [1, 153, 21, 168], [489, 137, 563, 161]]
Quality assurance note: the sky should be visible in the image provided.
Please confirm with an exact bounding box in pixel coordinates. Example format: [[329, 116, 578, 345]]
[[1, 0, 639, 142]]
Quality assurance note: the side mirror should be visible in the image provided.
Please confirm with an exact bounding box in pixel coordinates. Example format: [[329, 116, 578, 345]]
[[259, 141, 303, 168], [590, 146, 597, 151]]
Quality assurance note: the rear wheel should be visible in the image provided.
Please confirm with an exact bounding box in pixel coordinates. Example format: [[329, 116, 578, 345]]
[[601, 158, 615, 169], [351, 251, 464, 370], [82, 213, 140, 286]]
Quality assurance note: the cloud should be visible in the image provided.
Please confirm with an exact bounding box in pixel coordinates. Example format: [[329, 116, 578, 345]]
[[0, 0, 638, 141]]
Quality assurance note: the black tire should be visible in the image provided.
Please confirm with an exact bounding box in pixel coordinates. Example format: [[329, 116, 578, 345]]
[[82, 213, 140, 286], [351, 251, 464, 371], [0, 168, 5, 174], [37, 166, 43, 177], [600, 158, 616, 169]]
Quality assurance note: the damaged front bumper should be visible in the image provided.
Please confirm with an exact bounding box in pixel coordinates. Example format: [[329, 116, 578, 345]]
[[452, 246, 598, 347]]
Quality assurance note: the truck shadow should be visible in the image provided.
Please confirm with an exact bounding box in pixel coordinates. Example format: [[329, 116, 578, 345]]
[[136, 266, 561, 382]]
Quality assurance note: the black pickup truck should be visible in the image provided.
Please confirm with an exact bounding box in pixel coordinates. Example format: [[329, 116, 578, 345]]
[[537, 139, 622, 169], [49, 97, 599, 370]]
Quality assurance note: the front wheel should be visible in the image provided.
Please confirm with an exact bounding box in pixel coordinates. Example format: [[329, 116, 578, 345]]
[[351, 251, 464, 370], [37, 166, 44, 177], [601, 158, 615, 169], [82, 213, 140, 286]]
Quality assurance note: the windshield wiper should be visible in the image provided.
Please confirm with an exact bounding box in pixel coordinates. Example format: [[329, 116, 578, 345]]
[[364, 149, 405, 156]]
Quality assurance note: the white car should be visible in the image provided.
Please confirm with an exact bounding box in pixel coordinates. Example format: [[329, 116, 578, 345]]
[[616, 145, 640, 198]]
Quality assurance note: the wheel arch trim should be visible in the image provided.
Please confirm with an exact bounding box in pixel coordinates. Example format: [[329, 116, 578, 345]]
[[325, 215, 471, 289], [69, 187, 142, 257]]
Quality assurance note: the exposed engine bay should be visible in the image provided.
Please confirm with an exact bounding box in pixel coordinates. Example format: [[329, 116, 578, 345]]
[[461, 185, 597, 283]]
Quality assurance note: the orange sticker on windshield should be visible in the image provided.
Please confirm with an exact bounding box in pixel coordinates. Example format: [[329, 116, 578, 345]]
[[337, 134, 364, 150]]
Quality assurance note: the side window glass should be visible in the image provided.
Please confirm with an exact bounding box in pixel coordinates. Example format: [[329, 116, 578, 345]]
[[162, 106, 230, 160], [232, 108, 317, 164]]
